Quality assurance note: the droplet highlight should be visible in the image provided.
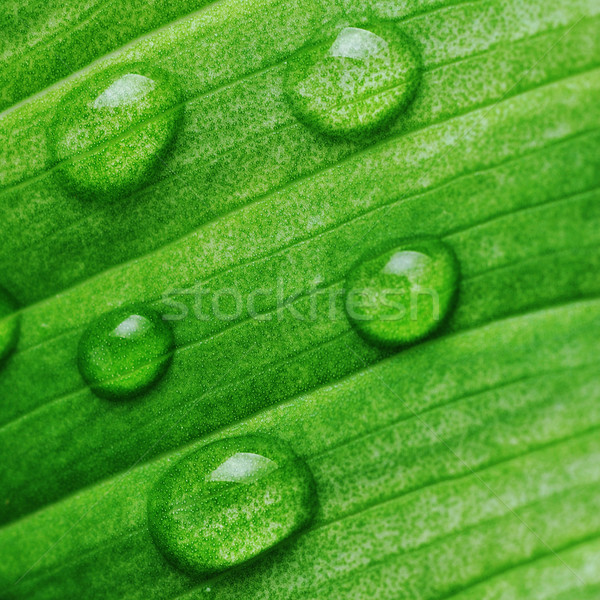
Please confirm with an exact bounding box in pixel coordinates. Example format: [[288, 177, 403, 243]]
[[0, 287, 20, 366], [51, 65, 182, 198], [345, 239, 459, 347], [284, 23, 421, 138], [77, 306, 174, 399], [148, 435, 317, 576]]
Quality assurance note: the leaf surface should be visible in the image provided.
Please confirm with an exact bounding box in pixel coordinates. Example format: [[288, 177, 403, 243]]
[[0, 0, 599, 598]]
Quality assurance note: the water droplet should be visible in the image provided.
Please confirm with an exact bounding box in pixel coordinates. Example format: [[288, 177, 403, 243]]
[[51, 65, 182, 198], [148, 435, 317, 576], [345, 239, 459, 347], [77, 306, 174, 399], [284, 23, 421, 138], [0, 287, 19, 365]]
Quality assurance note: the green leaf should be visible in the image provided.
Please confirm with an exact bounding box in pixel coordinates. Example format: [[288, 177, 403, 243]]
[[0, 0, 599, 598], [3, 301, 600, 599], [0, 0, 215, 111]]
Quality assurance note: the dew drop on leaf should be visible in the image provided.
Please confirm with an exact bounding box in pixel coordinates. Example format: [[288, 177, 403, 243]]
[[0, 287, 20, 366], [284, 23, 421, 138], [50, 65, 183, 199], [148, 435, 317, 576], [345, 238, 459, 347], [77, 306, 175, 399]]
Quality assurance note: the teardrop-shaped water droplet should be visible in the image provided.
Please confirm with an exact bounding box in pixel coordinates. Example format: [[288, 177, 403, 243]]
[[284, 24, 421, 138], [345, 239, 459, 347], [0, 287, 20, 366], [148, 435, 317, 576], [51, 65, 182, 199], [77, 306, 174, 399]]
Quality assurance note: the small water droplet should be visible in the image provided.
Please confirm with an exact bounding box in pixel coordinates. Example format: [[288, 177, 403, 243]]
[[284, 23, 421, 138], [51, 65, 183, 198], [148, 435, 317, 576], [77, 306, 174, 399], [0, 287, 19, 366], [345, 238, 459, 347]]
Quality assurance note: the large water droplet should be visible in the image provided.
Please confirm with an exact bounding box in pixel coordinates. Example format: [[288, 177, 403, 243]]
[[77, 306, 174, 399], [284, 23, 421, 138], [51, 65, 182, 198], [345, 239, 459, 347], [0, 287, 19, 366], [148, 435, 317, 576]]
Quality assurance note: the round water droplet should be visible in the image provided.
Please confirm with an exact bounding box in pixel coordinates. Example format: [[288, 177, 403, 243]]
[[0, 287, 20, 365], [284, 23, 421, 138], [51, 65, 182, 198], [148, 435, 317, 576], [345, 239, 459, 347], [77, 306, 174, 399]]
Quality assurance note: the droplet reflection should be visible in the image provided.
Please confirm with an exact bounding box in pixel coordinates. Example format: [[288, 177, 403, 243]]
[[345, 239, 459, 347], [284, 23, 421, 138], [51, 65, 182, 199], [77, 305, 174, 399], [148, 435, 317, 576]]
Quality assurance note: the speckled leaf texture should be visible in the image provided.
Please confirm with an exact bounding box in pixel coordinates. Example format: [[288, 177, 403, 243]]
[[1, 0, 600, 598]]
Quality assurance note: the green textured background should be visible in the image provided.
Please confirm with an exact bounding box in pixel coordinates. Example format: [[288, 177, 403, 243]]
[[0, 0, 599, 598]]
